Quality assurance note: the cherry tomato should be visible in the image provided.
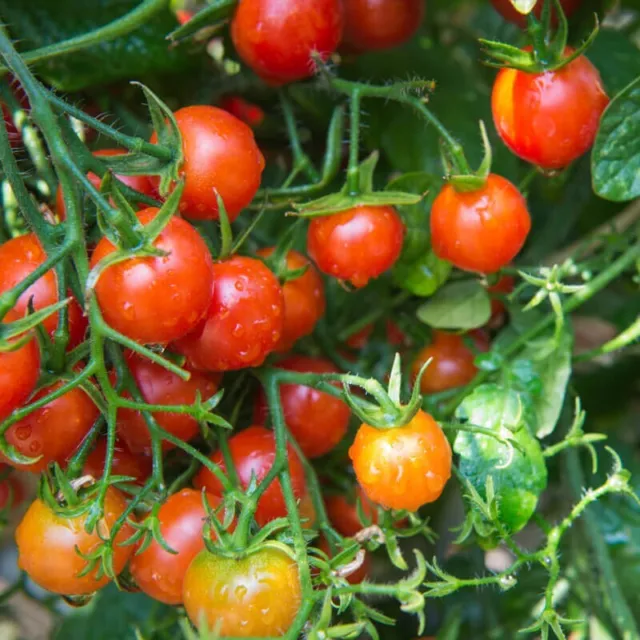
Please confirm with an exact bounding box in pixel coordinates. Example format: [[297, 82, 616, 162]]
[[254, 355, 350, 458], [0, 310, 40, 422], [116, 352, 219, 455], [317, 535, 370, 584], [90, 207, 214, 344], [220, 96, 265, 128], [491, 0, 581, 27], [349, 409, 451, 511], [342, 0, 424, 52], [492, 48, 609, 170], [0, 465, 24, 510], [83, 438, 151, 485], [487, 274, 515, 321], [55, 149, 155, 220], [183, 546, 301, 636], [324, 490, 379, 537], [298, 492, 318, 529], [0, 234, 87, 348], [256, 248, 325, 351], [345, 320, 407, 350], [130, 488, 224, 605], [411, 331, 481, 394], [194, 426, 307, 526], [149, 106, 264, 221], [173, 256, 284, 371], [230, 0, 344, 85], [15, 487, 136, 595], [2, 381, 99, 473], [430, 174, 531, 274], [307, 205, 405, 288]]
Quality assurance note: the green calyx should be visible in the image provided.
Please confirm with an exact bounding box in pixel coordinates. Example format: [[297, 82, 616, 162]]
[[447, 121, 492, 193]]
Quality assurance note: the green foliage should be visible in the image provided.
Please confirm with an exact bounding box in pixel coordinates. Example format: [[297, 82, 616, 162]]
[[416, 281, 491, 330]]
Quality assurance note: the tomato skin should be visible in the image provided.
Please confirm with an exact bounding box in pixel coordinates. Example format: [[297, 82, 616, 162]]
[[256, 248, 325, 351], [0, 310, 40, 422], [231, 0, 344, 85], [491, 49, 609, 170], [15, 487, 136, 595], [348, 409, 451, 511], [2, 381, 99, 473], [324, 490, 378, 537], [90, 207, 214, 344], [83, 438, 151, 485], [130, 488, 222, 605], [183, 547, 301, 636], [116, 352, 219, 455], [194, 426, 307, 526], [150, 106, 264, 221], [430, 174, 531, 274], [307, 205, 405, 288], [491, 0, 581, 27], [173, 256, 284, 372], [0, 234, 87, 348], [342, 0, 424, 52], [220, 96, 265, 128], [254, 356, 350, 458], [487, 274, 515, 320]]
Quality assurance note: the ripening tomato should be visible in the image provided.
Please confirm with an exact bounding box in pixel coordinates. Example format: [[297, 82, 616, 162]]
[[173, 256, 284, 371], [256, 248, 325, 351], [324, 490, 379, 537], [2, 381, 99, 473], [194, 426, 307, 526], [83, 438, 151, 485], [90, 207, 214, 344], [116, 352, 219, 455], [492, 49, 609, 170], [15, 487, 136, 595], [0, 234, 87, 348], [231, 0, 344, 85], [0, 310, 40, 422], [317, 535, 370, 584], [149, 106, 264, 221], [0, 465, 24, 510], [130, 488, 225, 605], [487, 274, 515, 320], [430, 174, 531, 274], [342, 0, 424, 52], [349, 409, 451, 511], [491, 0, 581, 27], [220, 96, 265, 128], [411, 331, 480, 394], [307, 205, 405, 288], [254, 356, 350, 458], [183, 546, 302, 636]]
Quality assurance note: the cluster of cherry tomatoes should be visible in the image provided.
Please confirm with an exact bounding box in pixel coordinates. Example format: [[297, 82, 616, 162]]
[[0, 0, 612, 636]]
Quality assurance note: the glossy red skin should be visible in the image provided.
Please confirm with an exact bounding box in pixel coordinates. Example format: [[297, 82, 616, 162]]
[[55, 149, 155, 219], [150, 106, 264, 221], [116, 352, 219, 455], [0, 234, 87, 348], [308, 205, 405, 288], [492, 49, 609, 170], [0, 310, 40, 422], [324, 491, 379, 537], [231, 0, 344, 85], [220, 96, 265, 128], [83, 438, 152, 485], [431, 174, 531, 274], [491, 0, 581, 27], [173, 256, 284, 371], [194, 426, 307, 526], [342, 0, 424, 52], [90, 207, 214, 344], [488, 274, 515, 320], [130, 488, 222, 605], [16, 488, 136, 595], [257, 248, 325, 351], [254, 355, 350, 458], [2, 381, 99, 473]]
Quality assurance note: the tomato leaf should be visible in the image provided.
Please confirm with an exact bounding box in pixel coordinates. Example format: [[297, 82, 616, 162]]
[[416, 281, 491, 330], [592, 74, 640, 202]]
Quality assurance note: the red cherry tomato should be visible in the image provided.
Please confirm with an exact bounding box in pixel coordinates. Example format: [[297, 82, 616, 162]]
[[492, 48, 609, 170], [0, 310, 40, 422], [230, 0, 344, 85], [130, 488, 225, 605], [324, 490, 379, 537], [116, 351, 219, 455], [90, 207, 214, 344], [82, 438, 151, 485], [0, 465, 24, 510], [317, 535, 370, 584], [0, 234, 87, 348], [173, 256, 284, 371], [16, 487, 136, 595], [2, 381, 99, 473], [149, 106, 264, 221], [254, 355, 350, 458], [183, 546, 301, 635], [345, 320, 407, 350], [491, 0, 581, 27], [349, 409, 451, 511], [342, 0, 424, 52], [194, 426, 307, 526], [487, 274, 515, 320], [307, 205, 405, 288], [220, 96, 265, 128], [256, 248, 325, 351], [430, 174, 531, 274]]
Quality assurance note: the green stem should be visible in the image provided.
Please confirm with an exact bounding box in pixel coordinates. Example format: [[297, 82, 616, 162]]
[[574, 315, 640, 363], [346, 89, 362, 195], [280, 91, 320, 183]]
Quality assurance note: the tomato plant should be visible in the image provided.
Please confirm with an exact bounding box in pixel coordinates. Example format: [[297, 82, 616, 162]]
[[83, 438, 151, 486], [491, 0, 581, 27]]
